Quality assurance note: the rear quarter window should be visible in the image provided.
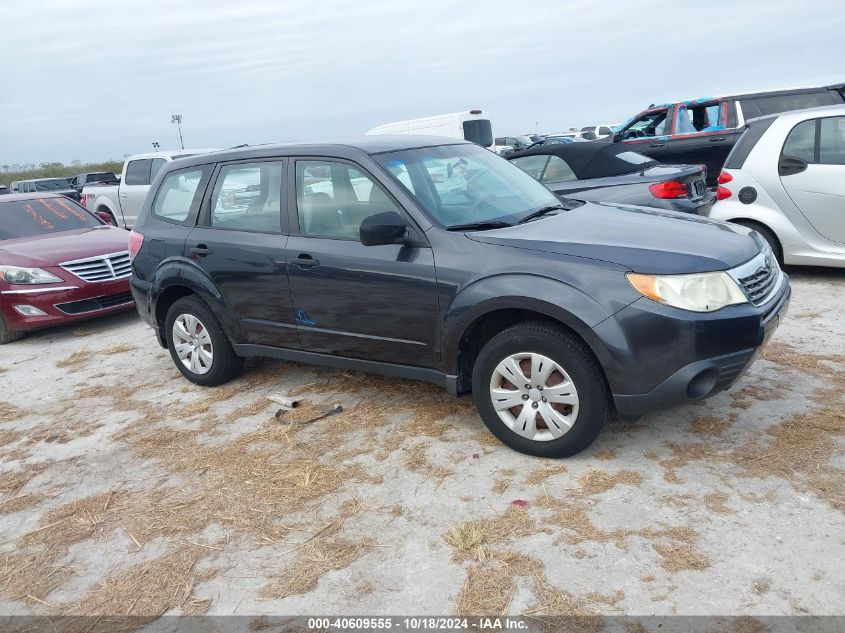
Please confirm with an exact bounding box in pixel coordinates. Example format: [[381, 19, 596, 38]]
[[151, 166, 211, 225]]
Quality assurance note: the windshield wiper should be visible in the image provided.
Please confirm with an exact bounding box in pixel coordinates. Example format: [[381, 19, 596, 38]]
[[517, 204, 566, 224], [446, 220, 513, 231]]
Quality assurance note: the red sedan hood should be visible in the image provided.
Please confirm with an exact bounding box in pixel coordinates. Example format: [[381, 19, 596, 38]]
[[0, 227, 130, 268]]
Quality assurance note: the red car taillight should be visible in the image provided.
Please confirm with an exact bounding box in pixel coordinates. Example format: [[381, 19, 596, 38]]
[[649, 180, 688, 199], [128, 230, 144, 261], [718, 171, 733, 184], [716, 186, 732, 200]]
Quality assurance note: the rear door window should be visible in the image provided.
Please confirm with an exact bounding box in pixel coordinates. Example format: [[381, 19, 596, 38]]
[[152, 167, 209, 224], [674, 102, 724, 134], [124, 159, 152, 185], [819, 117, 845, 165], [209, 161, 284, 233]]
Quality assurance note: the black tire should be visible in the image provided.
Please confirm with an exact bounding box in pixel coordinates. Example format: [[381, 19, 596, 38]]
[[0, 312, 24, 345], [164, 296, 244, 386], [471, 321, 609, 458], [735, 220, 783, 266]]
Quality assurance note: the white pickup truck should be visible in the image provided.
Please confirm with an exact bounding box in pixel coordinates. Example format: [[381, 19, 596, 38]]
[[81, 148, 216, 228]]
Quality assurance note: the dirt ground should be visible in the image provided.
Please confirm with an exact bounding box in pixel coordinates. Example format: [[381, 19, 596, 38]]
[[0, 267, 843, 623]]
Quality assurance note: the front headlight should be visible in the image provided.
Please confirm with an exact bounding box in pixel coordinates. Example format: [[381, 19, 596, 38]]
[[627, 271, 747, 312], [0, 265, 63, 285]]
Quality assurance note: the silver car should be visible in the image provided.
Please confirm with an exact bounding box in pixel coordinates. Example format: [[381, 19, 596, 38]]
[[707, 104, 845, 267]]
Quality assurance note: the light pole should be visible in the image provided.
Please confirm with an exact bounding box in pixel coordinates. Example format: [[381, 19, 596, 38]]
[[171, 114, 184, 150], [152, 141, 160, 151]]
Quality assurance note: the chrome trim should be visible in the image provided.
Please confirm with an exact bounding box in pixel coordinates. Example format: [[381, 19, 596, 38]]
[[727, 250, 783, 307], [54, 299, 134, 316], [1, 286, 79, 295], [60, 250, 132, 283], [58, 250, 129, 266]]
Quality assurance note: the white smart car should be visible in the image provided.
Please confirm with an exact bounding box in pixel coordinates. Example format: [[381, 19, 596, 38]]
[[707, 104, 845, 267]]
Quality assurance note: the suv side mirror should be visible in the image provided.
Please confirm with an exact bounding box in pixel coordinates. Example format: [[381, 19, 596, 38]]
[[778, 155, 808, 177], [360, 211, 408, 246]]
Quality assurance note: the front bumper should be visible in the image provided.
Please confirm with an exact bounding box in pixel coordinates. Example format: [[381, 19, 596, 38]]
[[596, 274, 790, 416], [0, 277, 133, 332]]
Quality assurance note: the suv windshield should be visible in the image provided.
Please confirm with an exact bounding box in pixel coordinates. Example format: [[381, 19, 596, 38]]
[[375, 143, 560, 229], [0, 198, 100, 240], [34, 179, 71, 191]]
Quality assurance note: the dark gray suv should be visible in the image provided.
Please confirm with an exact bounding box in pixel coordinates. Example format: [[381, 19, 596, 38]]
[[129, 136, 790, 457]]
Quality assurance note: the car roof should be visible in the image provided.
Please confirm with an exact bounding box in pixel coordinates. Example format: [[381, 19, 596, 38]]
[[0, 192, 74, 203], [126, 149, 219, 161], [170, 135, 470, 168]]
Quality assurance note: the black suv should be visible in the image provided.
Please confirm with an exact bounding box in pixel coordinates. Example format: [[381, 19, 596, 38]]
[[129, 137, 790, 457]]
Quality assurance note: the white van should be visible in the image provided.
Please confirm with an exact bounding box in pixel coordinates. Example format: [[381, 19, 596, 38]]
[[366, 110, 493, 148]]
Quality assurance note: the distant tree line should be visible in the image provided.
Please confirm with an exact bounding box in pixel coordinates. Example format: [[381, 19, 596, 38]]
[[0, 160, 124, 184]]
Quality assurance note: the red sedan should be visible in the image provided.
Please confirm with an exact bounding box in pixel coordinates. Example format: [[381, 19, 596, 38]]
[[0, 193, 135, 343]]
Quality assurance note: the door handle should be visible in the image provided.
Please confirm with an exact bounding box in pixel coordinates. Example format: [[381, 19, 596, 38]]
[[292, 254, 319, 268], [649, 142, 666, 148], [709, 137, 727, 142], [120, 193, 129, 198], [190, 245, 213, 257]]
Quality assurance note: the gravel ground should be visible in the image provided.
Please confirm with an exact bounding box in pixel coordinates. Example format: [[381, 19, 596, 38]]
[[0, 267, 843, 623]]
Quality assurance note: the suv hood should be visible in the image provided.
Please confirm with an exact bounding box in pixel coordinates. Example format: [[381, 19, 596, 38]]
[[0, 226, 129, 268], [467, 202, 760, 274]]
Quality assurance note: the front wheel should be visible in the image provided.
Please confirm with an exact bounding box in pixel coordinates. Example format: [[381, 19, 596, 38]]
[[471, 322, 609, 458], [165, 296, 244, 386]]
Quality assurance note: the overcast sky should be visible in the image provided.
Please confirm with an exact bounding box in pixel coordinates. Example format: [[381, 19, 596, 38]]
[[1, 0, 843, 166]]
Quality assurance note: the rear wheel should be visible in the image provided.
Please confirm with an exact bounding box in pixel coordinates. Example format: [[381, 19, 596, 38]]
[[734, 221, 782, 266], [0, 313, 24, 345], [165, 296, 243, 386], [471, 321, 609, 458]]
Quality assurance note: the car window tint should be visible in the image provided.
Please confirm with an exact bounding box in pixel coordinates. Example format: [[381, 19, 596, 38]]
[[599, 127, 612, 136], [210, 161, 283, 233], [819, 117, 845, 165], [756, 92, 834, 116], [152, 168, 204, 222], [124, 159, 151, 185], [510, 155, 549, 181], [382, 160, 416, 193], [150, 158, 167, 182], [782, 120, 816, 163], [541, 156, 577, 183], [296, 160, 400, 240], [0, 198, 100, 240]]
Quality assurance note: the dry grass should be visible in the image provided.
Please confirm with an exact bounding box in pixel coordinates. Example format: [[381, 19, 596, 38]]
[[525, 464, 567, 485], [55, 348, 95, 368], [576, 469, 642, 495], [0, 401, 22, 423], [704, 492, 734, 515], [58, 545, 215, 622], [0, 493, 46, 516], [652, 541, 710, 572], [264, 536, 368, 598], [0, 462, 50, 496], [445, 521, 485, 552], [454, 559, 516, 615], [0, 366, 6, 374], [753, 577, 771, 594], [404, 443, 454, 484], [762, 341, 844, 375], [491, 478, 510, 495], [100, 343, 136, 355], [689, 415, 733, 436], [594, 449, 617, 461]]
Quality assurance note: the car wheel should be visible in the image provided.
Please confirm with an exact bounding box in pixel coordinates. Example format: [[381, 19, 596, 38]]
[[165, 296, 244, 386], [0, 313, 24, 345], [471, 321, 609, 458], [735, 221, 783, 266]]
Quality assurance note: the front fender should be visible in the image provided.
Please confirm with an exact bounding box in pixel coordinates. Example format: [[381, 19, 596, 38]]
[[441, 272, 635, 377], [149, 258, 248, 343]]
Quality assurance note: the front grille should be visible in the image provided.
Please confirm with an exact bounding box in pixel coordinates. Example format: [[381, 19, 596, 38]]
[[738, 260, 779, 306], [60, 251, 131, 283], [55, 291, 134, 315]]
